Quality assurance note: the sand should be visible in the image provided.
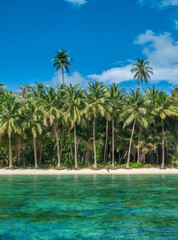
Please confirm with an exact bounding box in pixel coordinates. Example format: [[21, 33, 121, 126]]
[[0, 168, 177, 175]]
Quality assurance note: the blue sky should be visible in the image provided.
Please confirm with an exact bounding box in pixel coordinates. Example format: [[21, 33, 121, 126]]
[[0, 0, 178, 92]]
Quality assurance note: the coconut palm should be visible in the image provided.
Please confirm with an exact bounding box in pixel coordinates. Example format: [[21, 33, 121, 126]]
[[131, 58, 153, 94], [86, 82, 108, 168], [62, 84, 86, 169], [23, 102, 42, 168], [103, 87, 111, 164], [108, 83, 125, 167], [39, 86, 65, 168], [31, 82, 45, 99], [152, 91, 178, 168], [51, 49, 72, 85], [0, 91, 21, 168], [121, 89, 149, 168], [18, 84, 31, 100]]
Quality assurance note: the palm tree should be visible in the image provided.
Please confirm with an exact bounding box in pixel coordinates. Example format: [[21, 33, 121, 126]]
[[51, 49, 72, 85], [31, 82, 45, 99], [62, 84, 86, 169], [18, 84, 31, 100], [39, 86, 65, 168], [121, 89, 149, 168], [131, 58, 153, 94], [103, 87, 111, 164], [86, 82, 108, 168], [152, 91, 178, 168], [0, 91, 21, 168], [109, 83, 124, 167], [23, 102, 42, 168]]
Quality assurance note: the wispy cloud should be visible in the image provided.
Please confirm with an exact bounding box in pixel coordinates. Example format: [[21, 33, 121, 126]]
[[138, 0, 178, 7], [161, 0, 178, 6], [175, 20, 178, 29], [135, 30, 178, 68], [65, 0, 87, 7], [88, 30, 178, 85], [49, 71, 87, 87]]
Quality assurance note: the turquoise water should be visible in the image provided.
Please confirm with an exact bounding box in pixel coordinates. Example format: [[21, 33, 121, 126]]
[[0, 175, 177, 240]]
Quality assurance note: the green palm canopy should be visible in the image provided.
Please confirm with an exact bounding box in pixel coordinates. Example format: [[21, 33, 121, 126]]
[[0, 91, 21, 168], [131, 58, 153, 94], [63, 84, 86, 168], [152, 91, 178, 168], [51, 49, 72, 85], [121, 89, 150, 168], [86, 82, 109, 168]]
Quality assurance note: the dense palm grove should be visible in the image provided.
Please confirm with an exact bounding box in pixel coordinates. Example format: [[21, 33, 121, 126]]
[[0, 51, 177, 169], [0, 82, 177, 169]]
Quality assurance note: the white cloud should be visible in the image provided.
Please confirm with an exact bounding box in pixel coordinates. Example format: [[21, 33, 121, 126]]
[[161, 0, 178, 6], [65, 0, 87, 6], [88, 65, 132, 84], [50, 71, 87, 86], [138, 0, 178, 7], [135, 30, 178, 67], [88, 30, 178, 85]]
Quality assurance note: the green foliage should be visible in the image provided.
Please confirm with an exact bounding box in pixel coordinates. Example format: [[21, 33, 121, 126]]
[[142, 164, 154, 168], [170, 153, 178, 167], [0, 80, 177, 169], [130, 162, 143, 168]]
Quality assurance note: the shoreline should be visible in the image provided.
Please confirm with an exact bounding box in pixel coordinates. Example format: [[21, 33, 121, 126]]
[[0, 168, 177, 175]]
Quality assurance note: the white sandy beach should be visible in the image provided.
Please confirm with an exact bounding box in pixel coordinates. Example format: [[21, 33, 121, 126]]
[[0, 168, 177, 175]]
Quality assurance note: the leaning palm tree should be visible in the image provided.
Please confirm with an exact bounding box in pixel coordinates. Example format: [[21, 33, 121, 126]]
[[62, 84, 86, 169], [51, 49, 72, 85], [131, 58, 153, 94], [152, 91, 178, 169], [86, 82, 108, 168], [0, 91, 21, 168], [121, 89, 150, 168]]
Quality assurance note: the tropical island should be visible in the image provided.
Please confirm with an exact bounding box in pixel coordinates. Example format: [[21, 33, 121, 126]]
[[1, 1, 178, 239], [0, 50, 177, 173]]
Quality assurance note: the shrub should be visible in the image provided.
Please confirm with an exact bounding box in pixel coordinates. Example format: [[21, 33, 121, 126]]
[[142, 164, 154, 168], [130, 162, 143, 168]]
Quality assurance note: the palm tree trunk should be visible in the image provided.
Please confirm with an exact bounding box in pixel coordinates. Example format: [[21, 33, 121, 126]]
[[9, 133, 13, 168], [62, 67, 64, 85], [112, 118, 115, 167], [76, 139, 79, 157], [59, 128, 64, 163], [69, 127, 73, 162], [127, 119, 136, 168], [161, 121, 165, 169], [156, 148, 159, 166], [54, 122, 60, 168], [143, 153, 146, 164], [140, 79, 142, 95], [17, 150, 20, 167], [104, 120, 108, 164], [137, 138, 140, 163], [23, 149, 25, 167], [74, 123, 78, 169], [39, 146, 42, 164], [93, 117, 97, 168], [33, 136, 38, 168]]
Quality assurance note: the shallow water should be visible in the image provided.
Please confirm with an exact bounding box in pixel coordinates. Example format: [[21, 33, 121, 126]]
[[0, 175, 177, 240]]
